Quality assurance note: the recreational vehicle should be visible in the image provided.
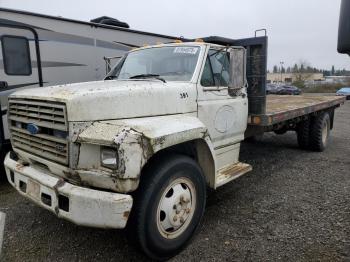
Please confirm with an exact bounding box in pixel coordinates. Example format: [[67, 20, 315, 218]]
[[0, 8, 178, 156]]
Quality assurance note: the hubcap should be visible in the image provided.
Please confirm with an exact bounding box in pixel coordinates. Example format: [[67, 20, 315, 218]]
[[322, 121, 329, 145], [157, 178, 196, 239]]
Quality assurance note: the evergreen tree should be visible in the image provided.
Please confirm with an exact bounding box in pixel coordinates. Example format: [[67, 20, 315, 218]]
[[293, 64, 298, 73]]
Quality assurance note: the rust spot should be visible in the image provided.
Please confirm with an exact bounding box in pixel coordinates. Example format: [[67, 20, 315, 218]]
[[63, 170, 82, 184], [220, 162, 252, 178], [123, 211, 130, 219], [15, 163, 24, 171]]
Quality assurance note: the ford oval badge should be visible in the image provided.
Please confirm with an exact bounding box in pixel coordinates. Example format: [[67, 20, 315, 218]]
[[27, 123, 40, 135]]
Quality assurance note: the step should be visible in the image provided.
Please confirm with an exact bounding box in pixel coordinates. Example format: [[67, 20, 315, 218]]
[[215, 162, 252, 188]]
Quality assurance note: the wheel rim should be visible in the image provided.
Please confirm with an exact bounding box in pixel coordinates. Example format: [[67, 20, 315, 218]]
[[156, 177, 196, 239], [322, 120, 329, 145]]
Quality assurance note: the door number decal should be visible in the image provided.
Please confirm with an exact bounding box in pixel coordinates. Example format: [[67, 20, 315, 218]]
[[180, 92, 189, 99]]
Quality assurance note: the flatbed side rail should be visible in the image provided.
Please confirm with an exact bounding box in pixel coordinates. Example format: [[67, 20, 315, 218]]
[[248, 96, 346, 126]]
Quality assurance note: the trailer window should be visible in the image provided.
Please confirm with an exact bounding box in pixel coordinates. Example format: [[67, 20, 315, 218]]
[[1, 35, 32, 76]]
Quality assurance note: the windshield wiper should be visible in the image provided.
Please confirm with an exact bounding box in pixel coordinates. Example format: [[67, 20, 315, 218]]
[[129, 74, 166, 83], [105, 75, 117, 80]]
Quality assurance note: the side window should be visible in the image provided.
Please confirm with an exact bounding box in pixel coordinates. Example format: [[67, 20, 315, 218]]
[[208, 49, 230, 86], [200, 56, 215, 87], [1, 35, 32, 76]]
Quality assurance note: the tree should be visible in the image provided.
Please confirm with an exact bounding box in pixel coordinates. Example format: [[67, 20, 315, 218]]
[[331, 65, 335, 75], [273, 65, 278, 73], [293, 64, 299, 73], [281, 67, 286, 73], [292, 60, 313, 88]]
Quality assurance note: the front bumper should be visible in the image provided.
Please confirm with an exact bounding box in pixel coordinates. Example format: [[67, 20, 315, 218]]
[[4, 152, 133, 229]]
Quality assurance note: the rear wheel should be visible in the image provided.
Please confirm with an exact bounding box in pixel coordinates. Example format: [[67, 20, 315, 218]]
[[310, 112, 330, 152], [129, 154, 206, 260], [296, 119, 311, 149]]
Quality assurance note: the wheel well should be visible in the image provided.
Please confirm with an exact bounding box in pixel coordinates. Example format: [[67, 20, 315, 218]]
[[141, 139, 216, 188]]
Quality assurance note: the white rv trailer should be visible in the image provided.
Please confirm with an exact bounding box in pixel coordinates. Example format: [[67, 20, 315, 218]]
[[0, 8, 179, 152]]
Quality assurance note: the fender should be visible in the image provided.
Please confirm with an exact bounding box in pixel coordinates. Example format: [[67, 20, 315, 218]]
[[77, 114, 215, 182]]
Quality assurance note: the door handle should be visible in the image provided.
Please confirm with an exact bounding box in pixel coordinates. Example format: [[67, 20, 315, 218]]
[[0, 81, 8, 89]]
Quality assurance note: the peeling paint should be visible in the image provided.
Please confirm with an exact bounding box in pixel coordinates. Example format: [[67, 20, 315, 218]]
[[73, 114, 210, 192], [123, 211, 130, 220]]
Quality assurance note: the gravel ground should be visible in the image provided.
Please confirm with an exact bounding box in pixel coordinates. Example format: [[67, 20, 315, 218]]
[[0, 101, 349, 262]]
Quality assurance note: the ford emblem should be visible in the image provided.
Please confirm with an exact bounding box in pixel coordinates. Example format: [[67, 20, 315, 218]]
[[27, 123, 40, 135]]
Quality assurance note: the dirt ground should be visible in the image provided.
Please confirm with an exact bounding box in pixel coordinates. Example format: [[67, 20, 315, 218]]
[[0, 101, 349, 262]]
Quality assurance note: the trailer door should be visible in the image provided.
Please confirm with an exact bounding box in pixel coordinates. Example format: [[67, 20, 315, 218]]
[[0, 24, 42, 146]]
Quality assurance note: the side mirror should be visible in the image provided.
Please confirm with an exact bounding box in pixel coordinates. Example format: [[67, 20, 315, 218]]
[[228, 47, 246, 91]]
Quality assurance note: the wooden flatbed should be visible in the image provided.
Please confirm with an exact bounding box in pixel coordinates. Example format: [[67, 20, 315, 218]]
[[248, 95, 346, 127]]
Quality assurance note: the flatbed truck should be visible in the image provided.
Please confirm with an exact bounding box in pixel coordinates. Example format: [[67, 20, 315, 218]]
[[3, 34, 345, 260]]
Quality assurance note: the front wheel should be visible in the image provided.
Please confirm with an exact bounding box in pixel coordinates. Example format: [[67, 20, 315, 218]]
[[129, 154, 207, 260]]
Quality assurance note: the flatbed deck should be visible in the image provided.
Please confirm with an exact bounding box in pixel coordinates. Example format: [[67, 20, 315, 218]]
[[248, 95, 346, 126]]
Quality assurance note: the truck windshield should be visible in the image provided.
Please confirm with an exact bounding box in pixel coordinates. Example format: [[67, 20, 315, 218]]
[[106, 46, 200, 82]]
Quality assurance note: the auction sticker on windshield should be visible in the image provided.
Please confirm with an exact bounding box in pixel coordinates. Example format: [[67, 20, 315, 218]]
[[174, 47, 198, 55]]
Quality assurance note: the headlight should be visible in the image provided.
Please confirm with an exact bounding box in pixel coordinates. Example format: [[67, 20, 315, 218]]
[[101, 147, 118, 169]]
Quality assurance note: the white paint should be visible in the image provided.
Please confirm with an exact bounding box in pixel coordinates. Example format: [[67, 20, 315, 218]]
[[4, 154, 132, 229], [12, 80, 198, 122], [0, 212, 5, 255]]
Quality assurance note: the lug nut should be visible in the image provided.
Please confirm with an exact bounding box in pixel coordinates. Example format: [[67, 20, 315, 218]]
[[180, 217, 185, 223], [173, 216, 178, 222], [173, 204, 177, 210], [186, 208, 190, 214]]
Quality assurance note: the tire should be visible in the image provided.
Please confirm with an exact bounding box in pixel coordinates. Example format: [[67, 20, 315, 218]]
[[128, 154, 207, 260], [296, 119, 311, 150], [310, 112, 331, 152]]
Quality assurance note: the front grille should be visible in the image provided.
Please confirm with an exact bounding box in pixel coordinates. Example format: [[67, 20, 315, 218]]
[[8, 98, 69, 165]]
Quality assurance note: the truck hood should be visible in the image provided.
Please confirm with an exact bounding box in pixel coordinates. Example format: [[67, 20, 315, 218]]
[[10, 80, 197, 121]]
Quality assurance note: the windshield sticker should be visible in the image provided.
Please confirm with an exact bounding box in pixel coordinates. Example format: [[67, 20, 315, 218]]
[[174, 47, 198, 55]]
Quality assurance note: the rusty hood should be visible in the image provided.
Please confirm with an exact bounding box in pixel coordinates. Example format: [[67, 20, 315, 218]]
[[9, 80, 197, 121]]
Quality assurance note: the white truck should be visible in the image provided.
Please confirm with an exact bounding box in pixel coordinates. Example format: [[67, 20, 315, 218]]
[[3, 35, 345, 260]]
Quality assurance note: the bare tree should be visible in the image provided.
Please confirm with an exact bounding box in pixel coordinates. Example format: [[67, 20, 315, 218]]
[[292, 60, 314, 87]]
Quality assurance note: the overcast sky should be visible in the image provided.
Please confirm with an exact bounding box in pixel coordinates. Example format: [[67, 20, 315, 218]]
[[1, 0, 348, 71]]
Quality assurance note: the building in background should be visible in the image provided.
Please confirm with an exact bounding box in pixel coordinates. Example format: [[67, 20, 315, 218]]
[[267, 73, 324, 84]]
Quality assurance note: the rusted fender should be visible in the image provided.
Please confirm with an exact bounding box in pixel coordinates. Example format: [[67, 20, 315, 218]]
[[77, 114, 212, 179]]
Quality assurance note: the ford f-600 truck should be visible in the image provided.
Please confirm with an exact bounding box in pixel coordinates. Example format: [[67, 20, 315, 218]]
[[3, 34, 345, 260]]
